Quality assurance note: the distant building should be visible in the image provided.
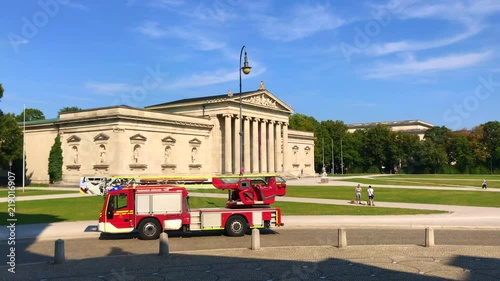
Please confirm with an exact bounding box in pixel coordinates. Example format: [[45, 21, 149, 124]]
[[347, 120, 434, 140]]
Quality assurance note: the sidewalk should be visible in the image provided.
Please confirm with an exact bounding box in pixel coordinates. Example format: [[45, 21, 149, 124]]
[[3, 245, 500, 281]]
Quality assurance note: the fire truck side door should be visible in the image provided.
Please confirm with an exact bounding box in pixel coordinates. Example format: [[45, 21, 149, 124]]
[[106, 193, 133, 229]]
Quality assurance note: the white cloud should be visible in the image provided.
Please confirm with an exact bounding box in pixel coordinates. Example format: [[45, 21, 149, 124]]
[[61, 1, 90, 12], [165, 63, 267, 90], [364, 51, 492, 79], [368, 25, 482, 56], [259, 4, 345, 42], [85, 82, 133, 95], [135, 21, 168, 38], [135, 22, 225, 51], [362, 0, 500, 56], [383, 0, 500, 25]]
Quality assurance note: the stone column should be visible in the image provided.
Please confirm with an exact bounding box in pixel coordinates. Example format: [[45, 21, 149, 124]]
[[243, 116, 251, 174], [282, 123, 288, 173], [260, 119, 268, 173], [234, 115, 241, 175], [251, 118, 259, 173], [268, 121, 275, 173], [223, 114, 232, 174], [275, 122, 282, 174]]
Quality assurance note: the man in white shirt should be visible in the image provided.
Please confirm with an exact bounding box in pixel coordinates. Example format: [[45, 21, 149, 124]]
[[367, 185, 375, 206]]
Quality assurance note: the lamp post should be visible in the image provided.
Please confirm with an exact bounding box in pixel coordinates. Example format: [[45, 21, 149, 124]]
[[239, 46, 251, 175]]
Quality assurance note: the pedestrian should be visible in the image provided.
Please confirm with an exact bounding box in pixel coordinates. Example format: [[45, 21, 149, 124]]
[[355, 184, 362, 204], [367, 185, 375, 206], [482, 179, 487, 189]]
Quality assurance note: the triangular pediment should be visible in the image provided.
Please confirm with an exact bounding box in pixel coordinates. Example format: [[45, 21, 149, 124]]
[[67, 135, 81, 143], [236, 90, 293, 112], [162, 136, 176, 144], [189, 138, 202, 145], [130, 134, 147, 141], [145, 88, 293, 114], [94, 133, 109, 141]]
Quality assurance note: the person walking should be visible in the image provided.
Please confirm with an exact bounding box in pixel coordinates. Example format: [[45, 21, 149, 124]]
[[367, 185, 375, 206], [482, 179, 487, 189], [355, 184, 362, 204]]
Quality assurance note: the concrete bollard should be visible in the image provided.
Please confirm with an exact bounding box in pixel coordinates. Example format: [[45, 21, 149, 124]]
[[251, 228, 260, 250], [338, 227, 347, 248], [159, 232, 169, 256], [54, 239, 65, 264], [425, 227, 435, 247]]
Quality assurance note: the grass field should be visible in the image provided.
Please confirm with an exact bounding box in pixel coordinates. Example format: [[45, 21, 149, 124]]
[[192, 185, 500, 207], [0, 188, 75, 197], [286, 186, 500, 207], [337, 175, 500, 188], [0, 195, 445, 225]]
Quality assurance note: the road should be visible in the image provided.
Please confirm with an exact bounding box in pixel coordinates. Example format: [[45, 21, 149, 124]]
[[3, 228, 500, 265]]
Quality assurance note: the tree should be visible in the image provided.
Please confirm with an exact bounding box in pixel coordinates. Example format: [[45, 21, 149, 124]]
[[15, 108, 45, 122], [48, 135, 63, 183], [362, 124, 393, 172], [0, 113, 23, 169], [58, 106, 82, 115], [289, 113, 320, 132], [0, 83, 4, 115], [481, 121, 500, 172]]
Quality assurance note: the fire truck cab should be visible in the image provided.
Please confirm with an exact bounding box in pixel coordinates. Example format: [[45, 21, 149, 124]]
[[98, 185, 282, 239]]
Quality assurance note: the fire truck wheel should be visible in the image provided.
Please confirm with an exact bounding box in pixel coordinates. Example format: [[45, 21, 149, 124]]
[[138, 218, 162, 240], [225, 215, 247, 237]]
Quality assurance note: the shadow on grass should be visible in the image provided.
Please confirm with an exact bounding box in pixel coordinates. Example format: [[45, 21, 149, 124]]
[[0, 212, 66, 226]]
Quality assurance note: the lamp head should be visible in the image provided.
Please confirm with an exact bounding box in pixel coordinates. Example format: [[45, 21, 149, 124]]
[[241, 52, 252, 75]]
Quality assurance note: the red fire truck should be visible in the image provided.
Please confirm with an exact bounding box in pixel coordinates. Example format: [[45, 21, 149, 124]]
[[98, 177, 285, 239]]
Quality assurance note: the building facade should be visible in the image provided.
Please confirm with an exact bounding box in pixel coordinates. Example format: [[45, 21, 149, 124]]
[[347, 120, 434, 140], [24, 87, 316, 184]]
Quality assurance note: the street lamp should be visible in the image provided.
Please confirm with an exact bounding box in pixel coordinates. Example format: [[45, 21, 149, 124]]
[[239, 46, 251, 175]]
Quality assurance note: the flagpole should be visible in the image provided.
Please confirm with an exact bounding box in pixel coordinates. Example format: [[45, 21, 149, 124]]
[[22, 104, 26, 192], [331, 138, 334, 174], [340, 138, 344, 175]]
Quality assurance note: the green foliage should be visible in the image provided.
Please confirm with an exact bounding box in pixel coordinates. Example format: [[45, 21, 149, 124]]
[[0, 114, 23, 169], [0, 83, 3, 100], [48, 135, 63, 183], [58, 106, 82, 116], [15, 108, 45, 122], [292, 112, 499, 174]]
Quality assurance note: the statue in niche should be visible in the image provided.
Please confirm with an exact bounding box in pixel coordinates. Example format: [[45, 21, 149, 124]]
[[99, 145, 106, 163], [72, 146, 78, 164], [133, 145, 141, 163], [164, 146, 171, 164], [191, 147, 197, 163]]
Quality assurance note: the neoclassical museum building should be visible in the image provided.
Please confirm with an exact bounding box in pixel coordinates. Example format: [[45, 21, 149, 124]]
[[24, 83, 316, 184]]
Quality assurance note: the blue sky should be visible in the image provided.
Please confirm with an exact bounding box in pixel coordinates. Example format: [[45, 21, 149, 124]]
[[1, 0, 499, 130]]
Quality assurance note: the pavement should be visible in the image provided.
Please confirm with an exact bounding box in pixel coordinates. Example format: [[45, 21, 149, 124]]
[[2, 175, 500, 280]]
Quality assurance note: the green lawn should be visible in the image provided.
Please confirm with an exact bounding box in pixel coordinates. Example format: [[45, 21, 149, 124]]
[[284, 186, 500, 207], [0, 195, 445, 225], [0, 188, 76, 196], [337, 177, 500, 188], [192, 185, 500, 207]]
